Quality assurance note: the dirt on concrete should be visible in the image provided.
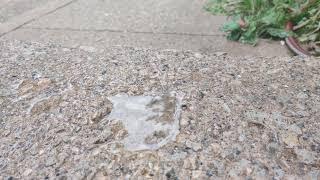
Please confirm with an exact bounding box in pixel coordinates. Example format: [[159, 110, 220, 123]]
[[0, 40, 319, 179]]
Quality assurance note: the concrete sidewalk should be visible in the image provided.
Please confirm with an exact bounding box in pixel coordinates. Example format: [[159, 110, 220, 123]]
[[0, 0, 290, 56], [1, 1, 319, 179], [1, 40, 319, 179]]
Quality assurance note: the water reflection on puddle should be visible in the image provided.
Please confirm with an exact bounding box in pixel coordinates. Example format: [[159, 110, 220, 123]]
[[108, 92, 183, 151]]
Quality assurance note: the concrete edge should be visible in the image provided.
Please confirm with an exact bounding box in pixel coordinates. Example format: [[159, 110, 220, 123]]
[[0, 0, 77, 37]]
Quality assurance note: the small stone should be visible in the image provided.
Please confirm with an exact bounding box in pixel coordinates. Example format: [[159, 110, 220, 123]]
[[62, 48, 71, 52], [210, 143, 221, 154], [45, 157, 56, 167], [222, 103, 231, 114], [214, 51, 227, 57], [18, 80, 34, 95], [295, 149, 316, 164], [297, 92, 308, 99], [238, 134, 246, 142], [190, 120, 196, 125], [91, 148, 102, 156], [186, 140, 202, 152], [90, 108, 111, 123], [31, 71, 41, 80], [183, 156, 197, 170], [287, 124, 302, 135], [165, 169, 178, 180], [29, 96, 62, 115], [245, 167, 253, 176], [228, 159, 251, 178], [79, 46, 97, 53], [279, 159, 290, 170], [22, 169, 32, 176], [194, 53, 203, 59], [94, 172, 108, 180], [282, 132, 299, 148], [37, 149, 44, 156], [145, 130, 168, 144], [74, 126, 81, 132], [37, 78, 51, 90], [273, 167, 285, 179], [57, 153, 68, 166], [2, 130, 11, 137], [183, 159, 192, 169], [192, 170, 203, 179], [192, 143, 202, 152], [267, 142, 280, 156], [180, 117, 189, 127], [183, 158, 192, 169], [206, 170, 213, 177]]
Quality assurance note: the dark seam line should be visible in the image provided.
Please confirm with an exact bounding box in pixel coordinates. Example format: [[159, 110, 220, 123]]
[[23, 26, 224, 37], [0, 0, 79, 37]]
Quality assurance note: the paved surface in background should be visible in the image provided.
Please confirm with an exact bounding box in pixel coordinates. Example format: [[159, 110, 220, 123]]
[[0, 0, 290, 56], [0, 0, 49, 23]]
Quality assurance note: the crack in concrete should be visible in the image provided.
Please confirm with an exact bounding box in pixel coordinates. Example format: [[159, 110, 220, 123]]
[[0, 0, 79, 37], [22, 26, 223, 37]]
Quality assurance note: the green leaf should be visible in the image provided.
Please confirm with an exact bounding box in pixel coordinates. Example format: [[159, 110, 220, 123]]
[[221, 21, 241, 31], [261, 9, 286, 25], [227, 29, 242, 41], [266, 28, 292, 38], [206, 0, 320, 48], [240, 23, 258, 44]]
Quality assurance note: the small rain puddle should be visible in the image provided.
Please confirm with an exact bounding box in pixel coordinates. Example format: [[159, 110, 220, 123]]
[[108, 92, 183, 151]]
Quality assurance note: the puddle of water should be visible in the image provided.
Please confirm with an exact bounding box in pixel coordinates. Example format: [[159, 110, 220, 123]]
[[108, 92, 183, 151]]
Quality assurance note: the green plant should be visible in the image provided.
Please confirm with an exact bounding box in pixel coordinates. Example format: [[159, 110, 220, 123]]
[[206, 0, 320, 54]]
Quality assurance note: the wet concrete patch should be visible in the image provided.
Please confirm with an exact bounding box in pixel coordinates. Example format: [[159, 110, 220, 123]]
[[108, 92, 183, 151]]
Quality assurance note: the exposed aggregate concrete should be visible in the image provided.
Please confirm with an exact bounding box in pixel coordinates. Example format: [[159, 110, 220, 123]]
[[0, 40, 319, 179]]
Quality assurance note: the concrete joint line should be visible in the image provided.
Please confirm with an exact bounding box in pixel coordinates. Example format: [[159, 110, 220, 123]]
[[0, 0, 78, 37], [22, 26, 224, 37]]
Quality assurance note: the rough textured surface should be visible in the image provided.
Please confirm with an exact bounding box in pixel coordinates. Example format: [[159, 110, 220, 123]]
[[1, 40, 320, 179]]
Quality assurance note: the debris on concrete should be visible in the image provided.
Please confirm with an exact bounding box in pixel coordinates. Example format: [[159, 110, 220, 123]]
[[0, 40, 319, 179]]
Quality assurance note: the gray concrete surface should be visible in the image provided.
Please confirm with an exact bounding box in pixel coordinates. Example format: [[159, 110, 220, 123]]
[[4, 27, 289, 57], [0, 0, 49, 23], [0, 0, 76, 36], [23, 0, 224, 35], [0, 1, 318, 179], [0, 0, 290, 56], [1, 40, 319, 179]]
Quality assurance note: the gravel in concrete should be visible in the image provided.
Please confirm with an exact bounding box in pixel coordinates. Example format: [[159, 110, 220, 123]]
[[1, 40, 319, 179]]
